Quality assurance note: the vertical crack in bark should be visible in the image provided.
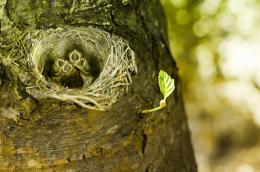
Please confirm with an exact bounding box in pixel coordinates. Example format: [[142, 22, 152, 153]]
[[82, 153, 87, 161], [141, 130, 147, 156]]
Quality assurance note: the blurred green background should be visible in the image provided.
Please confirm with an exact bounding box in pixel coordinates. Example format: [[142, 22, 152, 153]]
[[161, 0, 260, 171]]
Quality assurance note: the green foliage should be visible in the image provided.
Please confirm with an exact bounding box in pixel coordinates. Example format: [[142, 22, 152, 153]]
[[158, 70, 175, 101], [142, 70, 175, 113]]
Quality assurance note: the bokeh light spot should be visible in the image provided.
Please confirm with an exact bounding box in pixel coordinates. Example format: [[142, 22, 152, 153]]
[[170, 0, 187, 8], [176, 9, 190, 25]]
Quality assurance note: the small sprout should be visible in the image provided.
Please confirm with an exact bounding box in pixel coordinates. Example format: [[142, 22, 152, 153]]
[[141, 70, 175, 113], [158, 70, 175, 101]]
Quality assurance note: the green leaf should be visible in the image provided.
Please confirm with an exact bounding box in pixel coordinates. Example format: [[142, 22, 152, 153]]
[[158, 70, 175, 100]]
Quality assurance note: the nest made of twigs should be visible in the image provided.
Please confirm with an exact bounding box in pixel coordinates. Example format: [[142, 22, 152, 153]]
[[15, 27, 137, 111]]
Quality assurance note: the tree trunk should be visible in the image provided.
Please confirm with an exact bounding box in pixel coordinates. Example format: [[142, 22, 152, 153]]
[[0, 0, 197, 171]]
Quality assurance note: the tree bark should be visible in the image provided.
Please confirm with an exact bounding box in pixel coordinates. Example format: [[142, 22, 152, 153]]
[[0, 0, 197, 171]]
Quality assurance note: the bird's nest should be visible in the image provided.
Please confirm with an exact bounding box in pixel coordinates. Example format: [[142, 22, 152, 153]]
[[14, 27, 137, 111]]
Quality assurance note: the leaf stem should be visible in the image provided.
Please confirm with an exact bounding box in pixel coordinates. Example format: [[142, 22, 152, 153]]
[[141, 100, 166, 113]]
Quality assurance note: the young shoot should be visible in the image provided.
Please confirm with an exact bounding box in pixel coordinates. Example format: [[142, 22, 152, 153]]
[[142, 70, 175, 113]]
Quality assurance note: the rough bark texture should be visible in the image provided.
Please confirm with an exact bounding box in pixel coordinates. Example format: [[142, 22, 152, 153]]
[[0, 0, 197, 171]]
